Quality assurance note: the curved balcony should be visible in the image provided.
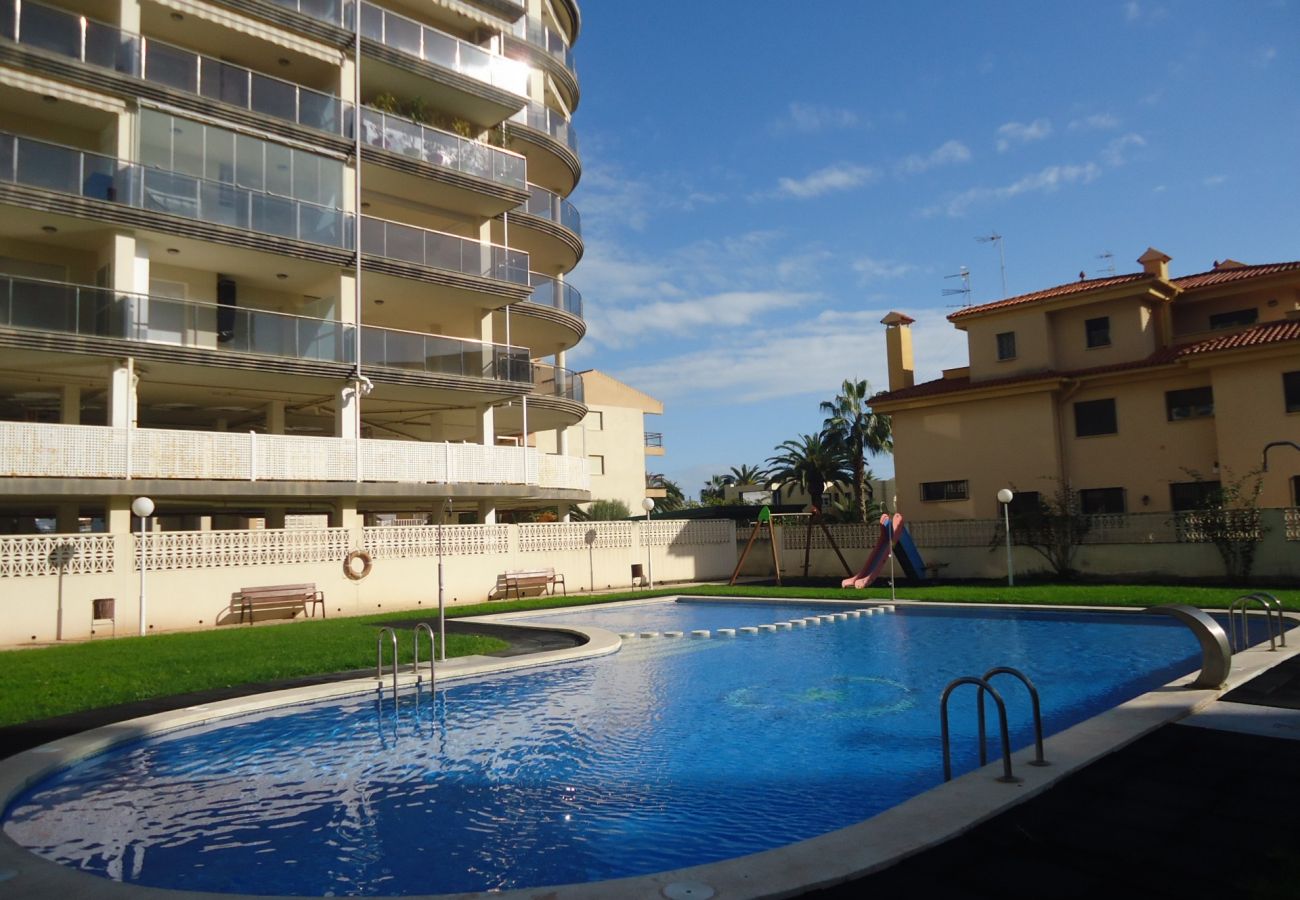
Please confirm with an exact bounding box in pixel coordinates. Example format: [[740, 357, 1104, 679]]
[[360, 109, 525, 189], [504, 19, 578, 110], [519, 183, 581, 236], [506, 102, 580, 195], [359, 2, 528, 99], [531, 362, 583, 402], [526, 274, 583, 319], [0, 274, 354, 364], [4, 0, 351, 137], [360, 324, 528, 384], [498, 184, 581, 274], [360, 216, 528, 286], [0, 132, 353, 249]]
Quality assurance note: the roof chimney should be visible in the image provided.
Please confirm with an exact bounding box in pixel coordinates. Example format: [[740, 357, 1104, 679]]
[[1138, 247, 1172, 281], [881, 311, 915, 392]]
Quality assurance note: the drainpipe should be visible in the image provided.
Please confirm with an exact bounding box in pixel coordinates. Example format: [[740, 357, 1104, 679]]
[[1054, 377, 1081, 488]]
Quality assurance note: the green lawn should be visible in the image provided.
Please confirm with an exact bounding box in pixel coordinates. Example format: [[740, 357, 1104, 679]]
[[1, 582, 1294, 728]]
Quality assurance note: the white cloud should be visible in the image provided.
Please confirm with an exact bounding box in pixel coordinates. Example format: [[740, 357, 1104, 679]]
[[853, 257, 916, 283], [575, 162, 723, 237], [1125, 1, 1142, 20], [776, 163, 879, 199], [591, 291, 814, 350], [995, 118, 1053, 152], [896, 140, 972, 175], [928, 162, 1103, 217], [1101, 132, 1147, 166], [772, 102, 860, 134], [1203, 174, 1227, 187], [1068, 113, 1120, 131], [1254, 46, 1278, 67]]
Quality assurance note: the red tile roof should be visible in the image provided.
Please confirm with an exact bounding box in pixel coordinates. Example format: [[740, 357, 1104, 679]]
[[873, 319, 1300, 405], [945, 260, 1300, 322]]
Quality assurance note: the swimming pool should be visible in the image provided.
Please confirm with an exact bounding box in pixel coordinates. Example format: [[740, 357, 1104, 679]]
[[0, 599, 1270, 897]]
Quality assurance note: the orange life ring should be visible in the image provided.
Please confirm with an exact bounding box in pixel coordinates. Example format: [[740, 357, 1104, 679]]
[[344, 550, 373, 581]]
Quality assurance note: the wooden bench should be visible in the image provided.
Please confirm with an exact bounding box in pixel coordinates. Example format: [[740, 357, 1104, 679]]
[[237, 583, 325, 624], [489, 568, 566, 601]]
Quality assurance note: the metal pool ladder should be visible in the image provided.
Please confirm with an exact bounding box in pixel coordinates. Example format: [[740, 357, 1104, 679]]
[[1227, 592, 1285, 653], [940, 666, 1048, 784], [376, 626, 398, 694], [413, 623, 436, 690]]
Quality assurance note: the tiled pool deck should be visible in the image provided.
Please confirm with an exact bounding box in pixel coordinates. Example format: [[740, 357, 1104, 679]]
[[2, 599, 1298, 899]]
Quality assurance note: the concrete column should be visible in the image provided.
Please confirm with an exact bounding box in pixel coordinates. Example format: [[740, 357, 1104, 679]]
[[475, 403, 495, 447], [477, 499, 496, 524], [428, 411, 444, 441], [107, 358, 136, 428], [266, 400, 286, 435], [116, 0, 140, 32], [557, 502, 570, 523], [199, 516, 213, 531], [56, 502, 80, 534], [105, 496, 132, 533], [333, 498, 361, 529], [336, 383, 360, 439], [60, 385, 81, 425]]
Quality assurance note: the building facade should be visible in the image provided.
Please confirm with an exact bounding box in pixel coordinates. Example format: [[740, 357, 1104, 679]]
[[872, 249, 1300, 520], [559, 369, 663, 514], [0, 0, 589, 534]]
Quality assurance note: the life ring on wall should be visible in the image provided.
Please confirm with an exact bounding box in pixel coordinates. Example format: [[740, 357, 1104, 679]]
[[344, 550, 373, 581]]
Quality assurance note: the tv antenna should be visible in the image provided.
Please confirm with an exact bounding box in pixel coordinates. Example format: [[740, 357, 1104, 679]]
[[942, 266, 971, 306], [1095, 250, 1115, 277], [976, 232, 1007, 297]]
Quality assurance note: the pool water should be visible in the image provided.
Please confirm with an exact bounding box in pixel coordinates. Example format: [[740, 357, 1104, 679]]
[[2, 601, 1230, 895]]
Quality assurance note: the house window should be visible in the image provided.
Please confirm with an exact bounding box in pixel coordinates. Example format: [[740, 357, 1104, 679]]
[[1165, 386, 1214, 421], [1170, 480, 1220, 511], [1208, 308, 1257, 329], [588, 455, 604, 475], [1079, 487, 1126, 514], [920, 480, 968, 502], [1084, 316, 1111, 348], [1006, 491, 1040, 515], [995, 331, 1016, 361], [1074, 398, 1117, 437], [587, 411, 603, 430], [1285, 371, 1300, 413]]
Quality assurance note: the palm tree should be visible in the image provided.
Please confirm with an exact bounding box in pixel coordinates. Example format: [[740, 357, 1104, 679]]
[[820, 379, 892, 523], [765, 432, 850, 514], [646, 473, 686, 511], [700, 473, 733, 504], [728, 463, 766, 486]]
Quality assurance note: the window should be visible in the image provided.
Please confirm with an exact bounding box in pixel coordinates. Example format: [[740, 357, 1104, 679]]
[[1007, 491, 1040, 516], [1170, 480, 1220, 511], [920, 480, 968, 502], [1285, 371, 1300, 413], [1084, 316, 1111, 348], [587, 410, 603, 430], [1079, 487, 1126, 514], [995, 331, 1016, 361], [588, 454, 604, 475], [1074, 398, 1117, 437], [1208, 308, 1257, 329], [1165, 386, 1214, 421]]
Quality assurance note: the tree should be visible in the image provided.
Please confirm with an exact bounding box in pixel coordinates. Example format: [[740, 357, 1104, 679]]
[[765, 432, 850, 514], [646, 473, 686, 512], [728, 463, 766, 486], [994, 481, 1091, 579], [577, 499, 632, 521], [700, 473, 733, 504], [1179, 467, 1267, 580], [820, 379, 892, 524]]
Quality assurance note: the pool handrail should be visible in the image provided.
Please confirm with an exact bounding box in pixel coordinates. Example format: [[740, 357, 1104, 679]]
[[1227, 594, 1278, 653], [979, 666, 1049, 768], [413, 622, 436, 691], [1144, 604, 1231, 689], [376, 626, 399, 695], [939, 676, 1020, 784]]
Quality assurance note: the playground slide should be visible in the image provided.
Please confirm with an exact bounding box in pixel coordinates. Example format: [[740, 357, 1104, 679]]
[[840, 514, 900, 589]]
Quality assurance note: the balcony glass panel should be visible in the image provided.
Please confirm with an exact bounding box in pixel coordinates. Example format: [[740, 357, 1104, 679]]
[[512, 102, 578, 152], [527, 274, 583, 318], [360, 217, 528, 284], [359, 110, 526, 190], [359, 326, 527, 382], [249, 73, 298, 122], [19, 1, 80, 57], [0, 274, 354, 363], [521, 184, 581, 236], [84, 20, 135, 73], [0, 132, 353, 249], [143, 39, 198, 92], [297, 89, 341, 134], [386, 14, 421, 56], [199, 57, 249, 107]]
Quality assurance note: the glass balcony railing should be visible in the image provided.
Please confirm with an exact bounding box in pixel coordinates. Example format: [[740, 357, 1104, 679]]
[[531, 362, 583, 402], [525, 273, 582, 318], [360, 216, 528, 285], [519, 183, 580, 236], [359, 2, 528, 97], [359, 109, 525, 189], [509, 18, 575, 75], [645, 432, 664, 449], [0, 274, 355, 363], [360, 325, 529, 383], [2, 0, 351, 136], [264, 0, 352, 27], [0, 132, 354, 249], [510, 101, 578, 153]]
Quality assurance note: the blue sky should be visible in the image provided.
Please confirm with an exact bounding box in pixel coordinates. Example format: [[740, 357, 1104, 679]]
[[563, 1, 1298, 498]]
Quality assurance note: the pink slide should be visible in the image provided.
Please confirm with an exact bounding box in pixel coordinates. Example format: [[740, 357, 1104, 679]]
[[841, 513, 903, 589]]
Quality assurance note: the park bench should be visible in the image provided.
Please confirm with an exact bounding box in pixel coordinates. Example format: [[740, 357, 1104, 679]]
[[237, 583, 325, 624], [489, 568, 566, 601]]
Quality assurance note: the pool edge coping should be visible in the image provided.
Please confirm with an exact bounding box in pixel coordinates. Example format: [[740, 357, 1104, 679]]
[[0, 597, 1293, 900]]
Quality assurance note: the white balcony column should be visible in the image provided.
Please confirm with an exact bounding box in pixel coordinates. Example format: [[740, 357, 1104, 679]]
[[199, 516, 213, 531], [555, 346, 569, 456], [266, 400, 286, 435], [56, 503, 81, 534], [333, 499, 361, 529], [336, 383, 360, 439], [105, 496, 132, 534], [107, 358, 137, 428], [60, 385, 80, 425], [115, 0, 141, 34], [557, 502, 571, 523], [477, 499, 497, 524], [428, 411, 444, 440]]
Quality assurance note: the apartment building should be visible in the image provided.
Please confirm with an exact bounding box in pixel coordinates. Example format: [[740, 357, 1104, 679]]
[[872, 249, 1300, 520], [0, 0, 589, 533], [558, 369, 663, 514]]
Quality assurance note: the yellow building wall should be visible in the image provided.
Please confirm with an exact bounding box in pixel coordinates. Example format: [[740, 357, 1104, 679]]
[[964, 311, 1054, 381], [1172, 285, 1300, 337], [1049, 298, 1157, 372], [1209, 355, 1300, 508], [892, 390, 1061, 519]]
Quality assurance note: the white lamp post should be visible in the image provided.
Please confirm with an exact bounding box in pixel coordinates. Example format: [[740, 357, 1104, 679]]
[[437, 498, 451, 661], [641, 497, 655, 589], [997, 488, 1015, 587], [132, 496, 154, 636]]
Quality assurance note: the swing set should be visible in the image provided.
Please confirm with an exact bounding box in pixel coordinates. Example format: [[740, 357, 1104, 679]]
[[728, 506, 852, 586]]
